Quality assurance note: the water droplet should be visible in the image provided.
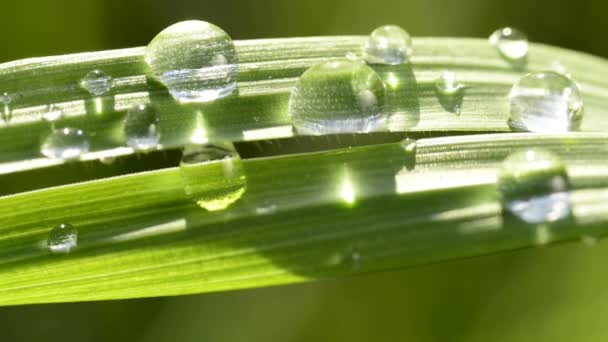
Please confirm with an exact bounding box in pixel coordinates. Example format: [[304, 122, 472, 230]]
[[47, 223, 78, 254], [124, 104, 160, 151], [401, 138, 417, 153], [42, 104, 63, 122], [489, 27, 528, 61], [435, 71, 465, 114], [41, 127, 90, 160], [289, 59, 387, 135], [180, 143, 246, 211], [435, 71, 464, 96], [509, 71, 583, 132], [256, 204, 277, 215], [497, 149, 571, 224], [364, 25, 413, 65], [80, 70, 113, 96], [145, 20, 238, 103]]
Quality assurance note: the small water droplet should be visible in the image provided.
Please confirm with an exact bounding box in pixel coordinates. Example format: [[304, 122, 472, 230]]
[[435, 71, 465, 113], [145, 20, 238, 103], [180, 143, 247, 211], [497, 149, 571, 224], [489, 27, 528, 61], [364, 25, 413, 65], [509, 71, 583, 132], [256, 204, 277, 215], [47, 223, 78, 254], [80, 70, 113, 96], [41, 127, 90, 160], [42, 104, 63, 122], [289, 59, 387, 135], [124, 104, 160, 151], [401, 138, 417, 153]]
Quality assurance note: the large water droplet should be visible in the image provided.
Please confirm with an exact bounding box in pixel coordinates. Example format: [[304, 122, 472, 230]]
[[80, 70, 113, 96], [489, 27, 528, 61], [289, 59, 387, 135], [124, 104, 160, 151], [145, 20, 238, 103], [47, 223, 78, 254], [180, 143, 247, 211], [42, 104, 63, 122], [509, 71, 583, 132], [41, 127, 90, 160], [497, 149, 571, 224], [364, 25, 413, 65]]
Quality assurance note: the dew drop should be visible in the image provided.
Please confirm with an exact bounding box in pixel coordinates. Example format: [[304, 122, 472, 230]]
[[435, 71, 464, 96], [364, 25, 413, 65], [80, 70, 113, 96], [124, 104, 160, 151], [489, 27, 528, 61], [289, 59, 387, 135], [180, 143, 247, 211], [435, 71, 465, 113], [42, 104, 63, 122], [145, 20, 238, 103], [41, 127, 89, 160], [401, 138, 417, 153], [47, 223, 78, 254], [497, 149, 571, 224], [508, 71, 583, 132]]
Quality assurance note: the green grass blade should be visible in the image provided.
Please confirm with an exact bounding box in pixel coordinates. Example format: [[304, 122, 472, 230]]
[[0, 132, 606, 305], [1, 37, 607, 173]]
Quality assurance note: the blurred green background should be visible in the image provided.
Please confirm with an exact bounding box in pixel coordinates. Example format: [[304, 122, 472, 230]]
[[2, 0, 608, 341]]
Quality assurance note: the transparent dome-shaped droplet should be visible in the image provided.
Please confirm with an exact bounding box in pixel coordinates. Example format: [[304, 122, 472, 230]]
[[80, 70, 113, 96], [289, 59, 387, 135], [401, 138, 417, 153], [41, 127, 89, 160], [489, 27, 528, 61], [497, 149, 571, 224], [47, 223, 78, 254], [364, 25, 412, 65], [180, 143, 247, 211], [435, 71, 464, 96], [42, 104, 63, 122], [124, 104, 160, 151], [509, 71, 583, 132], [435, 71, 465, 114], [145, 20, 238, 103]]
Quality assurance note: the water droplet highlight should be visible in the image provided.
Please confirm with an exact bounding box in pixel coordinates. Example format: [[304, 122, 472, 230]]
[[180, 143, 246, 211], [80, 70, 113, 96], [47, 223, 78, 254], [509, 71, 583, 132], [124, 104, 160, 151], [41, 127, 90, 160], [401, 138, 417, 153], [42, 104, 63, 122], [489, 27, 528, 61], [145, 20, 238, 103], [497, 149, 571, 224], [364, 25, 412, 65], [289, 59, 387, 135]]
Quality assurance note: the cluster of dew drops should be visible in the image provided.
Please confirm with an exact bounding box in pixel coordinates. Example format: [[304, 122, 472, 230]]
[[23, 21, 586, 254]]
